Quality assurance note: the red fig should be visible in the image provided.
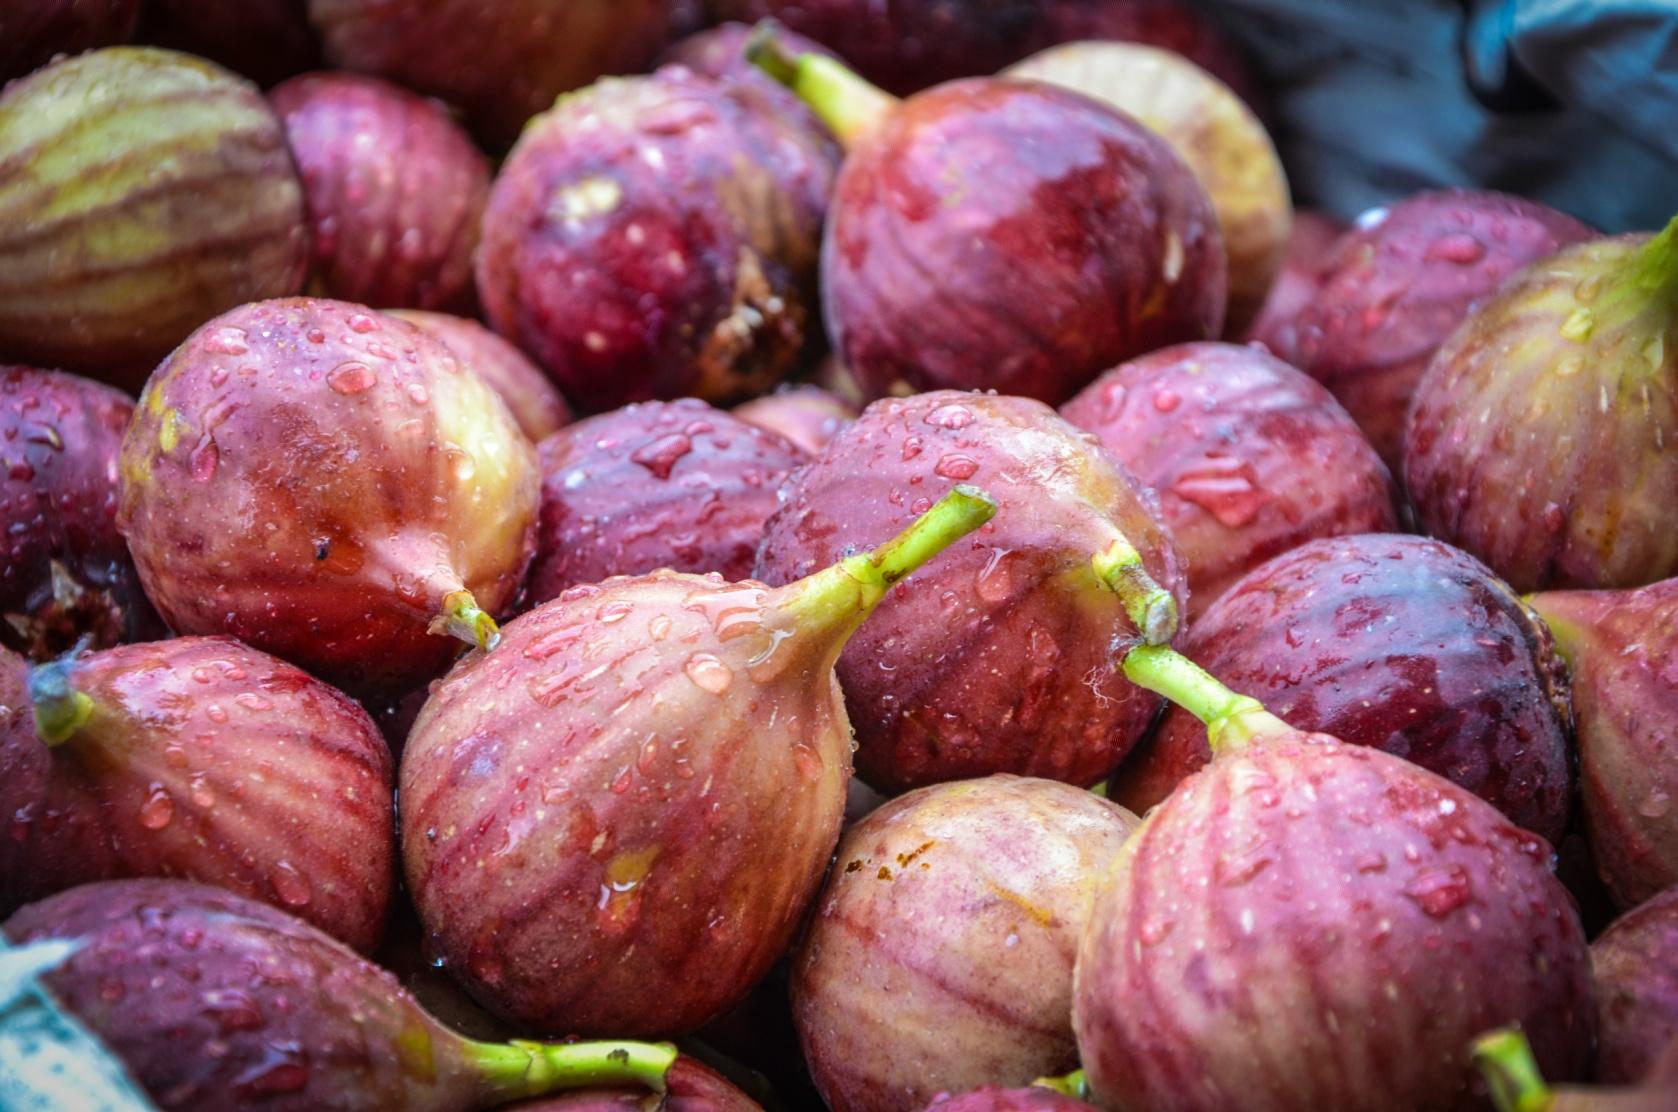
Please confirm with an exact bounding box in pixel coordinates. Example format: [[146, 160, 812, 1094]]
[[926, 1088, 1099, 1112], [1242, 210, 1347, 364], [401, 487, 996, 1036], [1075, 647, 1595, 1111], [117, 298, 539, 696], [1061, 342, 1398, 617], [1405, 217, 1678, 591], [389, 311, 573, 444], [3, 879, 681, 1111], [508, 1057, 760, 1111], [0, 637, 392, 950], [270, 72, 490, 314], [756, 390, 1185, 793], [793, 776, 1138, 1111], [1591, 886, 1678, 1084], [0, 0, 139, 82], [139, 0, 319, 87], [527, 398, 807, 604], [733, 383, 856, 456], [659, 21, 837, 139], [1475, 1028, 1678, 1112]]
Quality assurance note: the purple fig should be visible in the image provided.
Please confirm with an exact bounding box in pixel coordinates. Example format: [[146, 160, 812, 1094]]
[[400, 487, 996, 1036], [117, 298, 539, 696], [1405, 216, 1678, 592], [0, 48, 308, 388], [756, 390, 1184, 793], [793, 775, 1138, 1111], [1475, 1028, 1678, 1112], [1039, 0, 1261, 111], [507, 1057, 760, 1111], [3, 878, 681, 1111], [0, 0, 139, 82], [527, 398, 807, 604], [1591, 886, 1678, 1084], [0, 637, 393, 950], [925, 1088, 1099, 1112], [270, 72, 490, 314], [1061, 342, 1398, 618], [1, 365, 161, 659], [1075, 646, 1595, 1111], [388, 310, 573, 445], [733, 383, 856, 457], [374, 896, 514, 1044], [139, 0, 318, 87], [659, 20, 837, 139], [1242, 209, 1347, 364]]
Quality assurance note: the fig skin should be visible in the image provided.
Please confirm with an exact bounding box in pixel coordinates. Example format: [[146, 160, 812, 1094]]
[[1111, 534, 1574, 846], [3, 879, 681, 1112], [526, 398, 807, 604], [1040, 0, 1260, 111], [507, 1057, 759, 1111], [733, 384, 857, 457], [925, 1090, 1099, 1112], [1060, 342, 1398, 619], [1292, 188, 1593, 468], [0, 0, 140, 82], [476, 68, 839, 413], [1242, 209, 1347, 364], [793, 776, 1139, 1112], [0, 48, 308, 387], [116, 298, 539, 697], [388, 310, 572, 444], [270, 72, 491, 315], [1592, 886, 1678, 1084], [1404, 224, 1678, 592], [0, 637, 393, 950], [139, 0, 319, 87], [660, 21, 837, 140], [756, 391, 1185, 793], [0, 365, 161, 660]]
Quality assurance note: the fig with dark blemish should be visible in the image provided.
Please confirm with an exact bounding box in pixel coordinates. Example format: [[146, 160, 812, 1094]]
[[0, 0, 139, 82], [389, 311, 573, 445], [734, 383, 857, 456], [140, 0, 318, 87], [1590, 886, 1678, 1084], [507, 1056, 761, 1111], [1475, 1028, 1678, 1112], [1242, 209, 1347, 363]]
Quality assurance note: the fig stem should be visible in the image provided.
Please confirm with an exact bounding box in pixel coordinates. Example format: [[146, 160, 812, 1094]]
[[472, 1038, 678, 1102], [745, 20, 898, 147], [1631, 211, 1678, 302], [1033, 1068, 1091, 1099], [1120, 645, 1288, 753], [28, 658, 93, 747], [1472, 1028, 1554, 1112], [432, 589, 501, 652], [1091, 538, 1178, 645]]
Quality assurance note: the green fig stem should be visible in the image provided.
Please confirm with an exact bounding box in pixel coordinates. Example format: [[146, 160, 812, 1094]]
[[1033, 1068, 1091, 1099], [472, 1038, 678, 1102], [1091, 537, 1178, 645], [746, 20, 898, 147], [432, 590, 500, 652], [1473, 1029, 1554, 1112], [28, 657, 93, 747], [1120, 645, 1289, 754], [1631, 211, 1678, 303]]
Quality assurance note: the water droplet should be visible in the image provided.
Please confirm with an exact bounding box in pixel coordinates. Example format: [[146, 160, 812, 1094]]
[[1554, 354, 1584, 378], [406, 383, 429, 405], [792, 743, 824, 781], [934, 453, 979, 480], [201, 988, 264, 1033], [1425, 233, 1485, 264], [1354, 852, 1387, 874], [1404, 865, 1471, 917], [684, 653, 733, 694], [189, 776, 215, 809], [901, 436, 923, 461], [648, 614, 672, 640], [449, 449, 476, 482], [202, 327, 250, 356], [1640, 788, 1672, 818], [235, 693, 272, 712], [163, 744, 189, 769], [975, 547, 1014, 603], [270, 861, 311, 907], [348, 313, 380, 334], [232, 1042, 309, 1098], [205, 704, 228, 724], [598, 600, 633, 624], [1162, 231, 1184, 282], [1559, 307, 1595, 342], [1152, 389, 1181, 413], [305, 327, 326, 344], [1172, 456, 1268, 528], [630, 434, 692, 479], [139, 785, 175, 830], [327, 362, 376, 395], [1139, 917, 1174, 945], [924, 403, 973, 429], [189, 437, 219, 482]]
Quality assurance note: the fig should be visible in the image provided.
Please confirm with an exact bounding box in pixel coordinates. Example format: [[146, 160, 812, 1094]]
[[1060, 342, 1398, 618], [401, 488, 996, 1036], [1475, 1028, 1678, 1112], [1242, 209, 1347, 364], [117, 298, 539, 696], [270, 72, 491, 314], [0, 637, 393, 950], [659, 20, 837, 137], [306, 0, 676, 149], [755, 390, 1185, 793], [1591, 886, 1678, 1084], [388, 311, 573, 444], [0, 0, 139, 83], [1, 365, 160, 659], [139, 0, 318, 87], [1075, 646, 1595, 1111], [3, 879, 681, 1111], [925, 1088, 1099, 1112], [527, 398, 807, 604], [1111, 534, 1574, 846], [1040, 0, 1261, 111], [733, 384, 856, 456], [476, 67, 838, 413], [793, 775, 1139, 1111], [1293, 189, 1593, 468], [508, 1057, 759, 1111], [1405, 216, 1678, 591], [1529, 580, 1678, 908], [752, 38, 1224, 405], [0, 48, 308, 387], [1005, 40, 1289, 333]]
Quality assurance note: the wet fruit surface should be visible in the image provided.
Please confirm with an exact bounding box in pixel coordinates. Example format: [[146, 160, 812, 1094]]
[[388, 311, 572, 445], [1242, 209, 1347, 363], [732, 383, 856, 457], [1592, 886, 1678, 1085]]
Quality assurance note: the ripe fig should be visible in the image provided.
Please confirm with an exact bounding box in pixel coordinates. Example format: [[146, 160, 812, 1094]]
[[1242, 209, 1347, 364], [793, 776, 1138, 1111], [1075, 646, 1595, 1111], [1111, 534, 1574, 846], [1405, 217, 1678, 591], [0, 637, 392, 950], [139, 0, 318, 87], [756, 390, 1184, 793], [1293, 189, 1593, 468], [0, 48, 308, 387], [1060, 342, 1398, 618], [3, 879, 681, 1111], [388, 311, 572, 444], [401, 487, 997, 1036], [1005, 41, 1288, 333], [734, 384, 856, 456], [507, 1057, 759, 1111], [1475, 1028, 1678, 1112], [1040, 0, 1260, 111], [1, 366, 161, 659], [660, 21, 837, 138], [117, 298, 539, 696], [1591, 886, 1678, 1084], [270, 72, 490, 314], [476, 67, 838, 413], [752, 38, 1223, 405], [926, 1088, 1099, 1112], [0, 0, 139, 82]]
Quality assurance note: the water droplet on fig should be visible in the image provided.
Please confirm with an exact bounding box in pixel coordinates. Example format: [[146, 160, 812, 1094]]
[[1554, 354, 1584, 378], [348, 313, 380, 334], [139, 785, 175, 830], [924, 403, 973, 429], [792, 743, 824, 781], [270, 861, 311, 907], [1404, 865, 1471, 917], [629, 433, 692, 479], [189, 437, 219, 482], [1139, 917, 1174, 945], [934, 453, 979, 480], [1559, 307, 1594, 342], [598, 601, 633, 624], [406, 383, 429, 405], [1171, 456, 1268, 528], [1426, 233, 1485, 264], [327, 362, 376, 395], [975, 548, 1014, 603], [1152, 389, 1181, 413], [201, 988, 264, 1033], [203, 327, 250, 356], [684, 653, 733, 694], [901, 436, 923, 460], [1640, 788, 1672, 818], [232, 1043, 309, 1098]]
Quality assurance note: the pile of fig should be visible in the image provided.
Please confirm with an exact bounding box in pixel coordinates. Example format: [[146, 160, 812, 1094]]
[[2, 9, 1674, 1112]]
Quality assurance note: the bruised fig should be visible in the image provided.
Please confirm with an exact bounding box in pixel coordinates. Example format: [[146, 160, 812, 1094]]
[[1242, 210, 1347, 363], [3, 879, 681, 1111], [793, 776, 1138, 1112], [401, 488, 996, 1036], [1061, 342, 1397, 618], [507, 1057, 759, 1111], [0, 0, 139, 82], [1475, 1028, 1678, 1112], [117, 298, 539, 696], [1405, 216, 1678, 591], [140, 0, 318, 87], [756, 390, 1184, 793], [734, 384, 856, 456], [1075, 647, 1595, 1111], [1591, 887, 1678, 1084], [751, 35, 1224, 404], [388, 311, 572, 444], [0, 637, 392, 950]]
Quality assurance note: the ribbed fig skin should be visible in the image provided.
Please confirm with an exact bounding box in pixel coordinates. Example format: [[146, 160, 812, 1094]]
[[526, 399, 806, 604], [793, 776, 1138, 1112], [140, 0, 318, 87], [658, 21, 836, 142], [925, 1089, 1099, 1112], [756, 391, 1184, 793], [1594, 887, 1678, 1084], [0, 638, 393, 950], [271, 73, 490, 314], [1242, 210, 1347, 364], [1112, 534, 1574, 845], [508, 1057, 759, 1111], [0, 48, 308, 387], [1061, 343, 1397, 618], [388, 311, 571, 444], [0, 0, 140, 82], [824, 79, 1224, 405], [733, 384, 856, 457], [1075, 736, 1595, 1112]]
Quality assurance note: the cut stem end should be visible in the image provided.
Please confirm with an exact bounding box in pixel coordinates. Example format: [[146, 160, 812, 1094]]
[[433, 590, 500, 652], [1473, 1028, 1554, 1112], [1091, 538, 1178, 645]]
